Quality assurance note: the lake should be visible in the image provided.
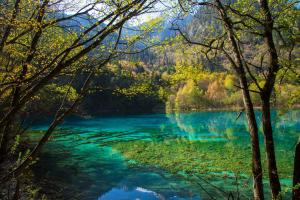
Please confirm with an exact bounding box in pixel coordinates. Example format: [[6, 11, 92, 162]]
[[30, 110, 300, 199]]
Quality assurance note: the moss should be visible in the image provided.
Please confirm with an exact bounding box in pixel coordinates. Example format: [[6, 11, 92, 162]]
[[113, 138, 294, 182]]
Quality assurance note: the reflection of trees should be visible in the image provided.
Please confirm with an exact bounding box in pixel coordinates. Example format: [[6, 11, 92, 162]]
[[34, 140, 128, 199], [273, 110, 300, 135], [166, 112, 248, 141], [165, 110, 300, 150]]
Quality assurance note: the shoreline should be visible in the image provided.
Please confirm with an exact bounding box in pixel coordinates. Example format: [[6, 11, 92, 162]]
[[74, 105, 300, 119]]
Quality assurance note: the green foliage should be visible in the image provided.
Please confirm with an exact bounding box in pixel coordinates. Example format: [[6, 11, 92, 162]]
[[160, 63, 300, 112], [83, 60, 166, 114], [32, 83, 78, 114], [42, 84, 78, 102], [116, 83, 155, 98], [163, 65, 243, 111], [224, 75, 236, 90], [11, 134, 20, 154], [174, 80, 205, 110], [275, 84, 300, 107]]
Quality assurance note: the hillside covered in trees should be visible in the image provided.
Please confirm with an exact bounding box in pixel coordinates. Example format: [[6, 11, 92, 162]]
[[9, 10, 298, 117], [0, 0, 299, 199]]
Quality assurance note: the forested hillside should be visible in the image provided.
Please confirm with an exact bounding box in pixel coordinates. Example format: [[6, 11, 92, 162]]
[[0, 0, 299, 199], [31, 9, 299, 116], [80, 11, 300, 115]]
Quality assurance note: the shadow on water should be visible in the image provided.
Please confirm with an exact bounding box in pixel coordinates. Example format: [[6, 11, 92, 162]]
[[30, 110, 300, 199]]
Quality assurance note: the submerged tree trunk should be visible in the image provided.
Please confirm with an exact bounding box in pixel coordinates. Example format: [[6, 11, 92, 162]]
[[293, 139, 300, 200]]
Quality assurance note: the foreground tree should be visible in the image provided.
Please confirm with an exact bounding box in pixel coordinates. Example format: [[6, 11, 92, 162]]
[[176, 0, 299, 199], [0, 0, 158, 196]]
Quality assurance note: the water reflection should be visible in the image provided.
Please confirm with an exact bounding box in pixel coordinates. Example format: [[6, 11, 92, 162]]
[[98, 187, 162, 200], [98, 187, 201, 200], [34, 143, 207, 199], [166, 112, 250, 141]]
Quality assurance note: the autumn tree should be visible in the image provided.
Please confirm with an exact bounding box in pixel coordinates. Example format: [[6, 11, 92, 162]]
[[175, 0, 299, 199], [0, 0, 158, 192]]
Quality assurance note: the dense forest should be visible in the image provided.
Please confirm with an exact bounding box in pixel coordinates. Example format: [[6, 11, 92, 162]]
[[0, 0, 299, 199]]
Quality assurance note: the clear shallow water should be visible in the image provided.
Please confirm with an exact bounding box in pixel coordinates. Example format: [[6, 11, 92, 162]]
[[31, 110, 300, 200]]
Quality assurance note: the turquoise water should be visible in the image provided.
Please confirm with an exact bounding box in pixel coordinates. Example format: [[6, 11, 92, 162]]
[[31, 110, 300, 199]]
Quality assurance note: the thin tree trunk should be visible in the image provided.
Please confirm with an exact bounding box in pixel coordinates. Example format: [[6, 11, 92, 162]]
[[214, 1, 264, 197], [293, 139, 300, 200], [0, 0, 22, 159], [0, 0, 21, 52], [258, 0, 282, 197], [240, 77, 264, 200], [261, 98, 281, 199], [0, 0, 49, 159], [12, 180, 19, 200], [0, 124, 11, 161]]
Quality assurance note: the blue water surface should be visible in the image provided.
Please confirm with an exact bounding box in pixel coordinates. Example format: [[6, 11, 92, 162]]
[[31, 110, 300, 200]]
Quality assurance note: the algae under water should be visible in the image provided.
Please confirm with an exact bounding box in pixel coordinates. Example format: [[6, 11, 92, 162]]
[[30, 110, 300, 199]]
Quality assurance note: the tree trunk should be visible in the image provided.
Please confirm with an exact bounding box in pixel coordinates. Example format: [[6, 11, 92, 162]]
[[0, 0, 49, 162], [257, 0, 282, 196], [261, 98, 281, 198], [213, 1, 265, 198], [0, 126, 10, 161], [0, 0, 21, 52], [293, 139, 300, 200], [240, 78, 264, 200], [1, 65, 96, 184]]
